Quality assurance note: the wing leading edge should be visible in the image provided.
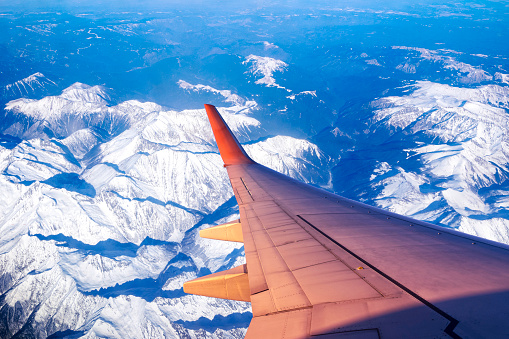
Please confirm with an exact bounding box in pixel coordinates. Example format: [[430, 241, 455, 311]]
[[184, 104, 509, 338]]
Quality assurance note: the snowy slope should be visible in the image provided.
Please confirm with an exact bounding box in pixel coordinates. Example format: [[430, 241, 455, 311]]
[[177, 80, 256, 109], [3, 72, 58, 99], [392, 47, 493, 84], [367, 81, 509, 242], [0, 83, 330, 338], [243, 55, 289, 90]]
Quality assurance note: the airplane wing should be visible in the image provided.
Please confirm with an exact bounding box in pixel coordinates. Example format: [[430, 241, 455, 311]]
[[184, 104, 509, 338]]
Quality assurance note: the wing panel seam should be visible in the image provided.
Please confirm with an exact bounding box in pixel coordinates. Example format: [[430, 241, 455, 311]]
[[296, 214, 461, 339], [240, 177, 255, 201]]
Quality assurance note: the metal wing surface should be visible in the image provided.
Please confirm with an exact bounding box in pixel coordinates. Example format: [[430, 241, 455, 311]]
[[184, 104, 509, 339]]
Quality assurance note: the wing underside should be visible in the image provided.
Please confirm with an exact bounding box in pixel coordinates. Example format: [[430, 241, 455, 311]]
[[184, 105, 509, 338]]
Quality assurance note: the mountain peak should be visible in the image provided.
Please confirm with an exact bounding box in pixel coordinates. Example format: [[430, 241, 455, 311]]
[[4, 72, 57, 99], [60, 82, 110, 104]]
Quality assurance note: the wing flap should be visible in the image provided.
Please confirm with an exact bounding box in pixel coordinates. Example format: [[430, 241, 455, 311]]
[[245, 308, 312, 339]]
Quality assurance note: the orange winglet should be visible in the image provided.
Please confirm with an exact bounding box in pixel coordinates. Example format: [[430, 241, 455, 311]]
[[204, 104, 255, 167]]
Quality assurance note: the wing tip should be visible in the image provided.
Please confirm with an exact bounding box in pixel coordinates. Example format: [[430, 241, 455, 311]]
[[204, 104, 255, 166]]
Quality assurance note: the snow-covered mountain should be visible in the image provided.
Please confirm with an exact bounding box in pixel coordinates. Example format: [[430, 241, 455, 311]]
[[0, 83, 330, 338], [364, 81, 509, 242], [392, 47, 494, 84], [177, 80, 254, 109], [3, 73, 58, 99], [243, 55, 289, 90]]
